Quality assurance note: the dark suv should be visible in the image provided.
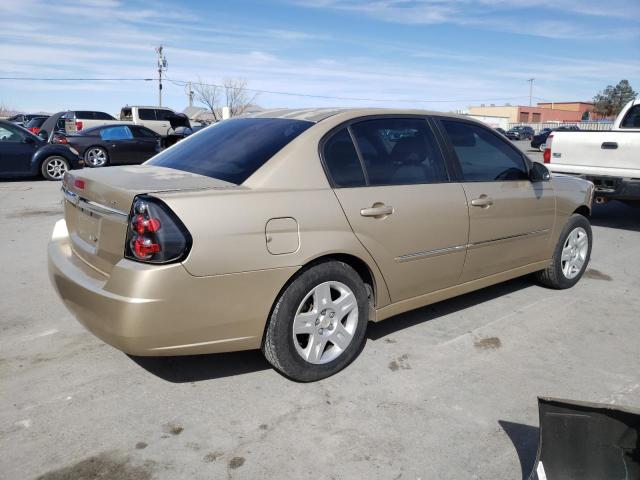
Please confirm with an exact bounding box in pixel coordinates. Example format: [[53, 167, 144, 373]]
[[505, 126, 535, 140]]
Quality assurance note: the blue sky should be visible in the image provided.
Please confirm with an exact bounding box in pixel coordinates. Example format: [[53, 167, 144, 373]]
[[1, 0, 638, 115]]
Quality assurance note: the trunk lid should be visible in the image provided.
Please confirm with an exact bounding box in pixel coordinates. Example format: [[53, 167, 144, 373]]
[[62, 165, 236, 275]]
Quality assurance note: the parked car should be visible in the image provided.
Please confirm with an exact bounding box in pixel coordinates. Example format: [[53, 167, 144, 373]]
[[63, 110, 119, 134], [25, 116, 50, 135], [38, 111, 68, 142], [62, 124, 161, 167], [505, 126, 535, 140], [49, 109, 593, 381], [545, 98, 640, 206], [7, 113, 44, 127], [530, 126, 580, 152], [0, 119, 83, 180], [120, 106, 190, 137]]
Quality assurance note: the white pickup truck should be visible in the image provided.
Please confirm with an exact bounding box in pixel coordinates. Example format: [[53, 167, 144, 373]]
[[544, 98, 640, 206]]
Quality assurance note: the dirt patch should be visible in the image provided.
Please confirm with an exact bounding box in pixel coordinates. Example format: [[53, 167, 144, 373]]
[[135, 442, 148, 450], [474, 337, 502, 350], [35, 452, 154, 480], [388, 354, 411, 371], [584, 269, 613, 281], [162, 422, 184, 435], [384, 338, 397, 344], [228, 456, 245, 469], [203, 451, 224, 463], [8, 208, 62, 218]]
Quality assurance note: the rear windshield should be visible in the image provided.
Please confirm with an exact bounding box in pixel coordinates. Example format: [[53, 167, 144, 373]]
[[147, 118, 313, 184], [26, 117, 48, 128]]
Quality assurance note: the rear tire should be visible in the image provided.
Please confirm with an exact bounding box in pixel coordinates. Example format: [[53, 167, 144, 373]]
[[262, 261, 369, 382], [85, 146, 109, 167], [535, 214, 592, 289], [41, 156, 69, 181]]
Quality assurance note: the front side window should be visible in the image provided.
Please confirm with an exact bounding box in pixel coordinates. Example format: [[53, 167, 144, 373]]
[[131, 126, 157, 139], [147, 118, 313, 184], [322, 128, 365, 187], [100, 126, 133, 141], [0, 125, 25, 142], [620, 105, 640, 128], [441, 120, 528, 182], [350, 118, 448, 186]]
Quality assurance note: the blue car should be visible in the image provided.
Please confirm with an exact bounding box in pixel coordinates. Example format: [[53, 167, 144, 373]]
[[0, 119, 83, 180]]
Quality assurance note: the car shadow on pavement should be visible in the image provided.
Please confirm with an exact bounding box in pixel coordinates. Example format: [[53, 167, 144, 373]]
[[367, 276, 533, 341], [128, 349, 270, 383], [590, 202, 640, 232], [499, 420, 539, 480]]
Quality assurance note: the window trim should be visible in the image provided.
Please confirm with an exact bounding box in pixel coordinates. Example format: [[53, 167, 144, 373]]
[[620, 104, 640, 129], [432, 116, 532, 183], [318, 114, 453, 189]]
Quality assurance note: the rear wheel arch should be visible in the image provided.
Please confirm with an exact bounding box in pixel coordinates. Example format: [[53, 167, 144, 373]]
[[261, 253, 378, 345]]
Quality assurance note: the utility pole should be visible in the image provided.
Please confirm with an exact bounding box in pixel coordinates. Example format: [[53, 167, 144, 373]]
[[186, 81, 194, 107], [155, 45, 168, 107], [527, 78, 535, 107]]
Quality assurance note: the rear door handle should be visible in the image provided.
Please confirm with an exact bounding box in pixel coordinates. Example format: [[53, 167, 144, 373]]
[[601, 142, 618, 150], [360, 204, 394, 217], [470, 195, 494, 207]]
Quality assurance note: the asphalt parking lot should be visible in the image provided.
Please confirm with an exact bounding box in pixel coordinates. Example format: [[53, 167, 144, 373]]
[[1, 151, 639, 479]]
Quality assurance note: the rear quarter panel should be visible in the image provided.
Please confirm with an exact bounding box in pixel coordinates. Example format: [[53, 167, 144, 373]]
[[549, 174, 594, 249]]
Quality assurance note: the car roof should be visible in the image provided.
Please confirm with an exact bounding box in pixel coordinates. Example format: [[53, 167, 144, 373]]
[[240, 107, 470, 123]]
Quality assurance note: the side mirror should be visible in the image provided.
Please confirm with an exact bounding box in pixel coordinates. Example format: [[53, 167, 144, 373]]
[[530, 162, 551, 182]]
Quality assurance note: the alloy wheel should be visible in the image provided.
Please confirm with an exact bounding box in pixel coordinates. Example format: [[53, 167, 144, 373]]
[[86, 148, 107, 167], [46, 158, 68, 180], [561, 227, 588, 279], [292, 281, 359, 364]]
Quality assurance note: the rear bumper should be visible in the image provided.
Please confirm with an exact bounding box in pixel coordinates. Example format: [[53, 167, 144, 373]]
[[549, 171, 640, 201], [48, 219, 298, 356]]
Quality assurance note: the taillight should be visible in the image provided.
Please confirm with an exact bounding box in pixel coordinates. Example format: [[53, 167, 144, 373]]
[[29, 127, 40, 134], [543, 133, 553, 163], [75, 120, 83, 131], [125, 196, 192, 264]]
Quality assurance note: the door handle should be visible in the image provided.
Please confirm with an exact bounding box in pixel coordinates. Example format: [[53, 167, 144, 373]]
[[601, 142, 618, 150], [470, 195, 494, 207], [360, 204, 394, 218]]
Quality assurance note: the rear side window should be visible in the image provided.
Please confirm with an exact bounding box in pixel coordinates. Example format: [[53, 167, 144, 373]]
[[73, 111, 115, 120], [350, 118, 448, 186], [155, 109, 174, 121], [138, 109, 156, 120], [100, 126, 133, 141], [147, 118, 313, 184], [323, 128, 366, 187], [26, 117, 47, 128], [620, 105, 640, 128], [441, 120, 528, 182]]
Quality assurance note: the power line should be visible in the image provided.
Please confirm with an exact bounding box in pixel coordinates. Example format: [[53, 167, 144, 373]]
[[0, 75, 532, 104]]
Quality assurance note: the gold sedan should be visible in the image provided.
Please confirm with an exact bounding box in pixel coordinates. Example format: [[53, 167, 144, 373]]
[[48, 109, 594, 381]]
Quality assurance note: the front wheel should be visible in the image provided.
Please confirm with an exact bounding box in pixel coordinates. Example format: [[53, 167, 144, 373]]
[[41, 156, 69, 181], [262, 261, 369, 382], [535, 214, 592, 289], [85, 147, 109, 167]]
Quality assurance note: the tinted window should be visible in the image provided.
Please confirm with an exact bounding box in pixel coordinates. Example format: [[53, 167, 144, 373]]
[[323, 128, 365, 187], [120, 108, 133, 121], [131, 126, 157, 139], [0, 124, 25, 142], [350, 118, 448, 186], [155, 109, 174, 121], [138, 109, 156, 120], [100, 126, 133, 141], [25, 117, 48, 128], [620, 105, 640, 128], [147, 118, 313, 184], [442, 120, 528, 182], [94, 111, 115, 120]]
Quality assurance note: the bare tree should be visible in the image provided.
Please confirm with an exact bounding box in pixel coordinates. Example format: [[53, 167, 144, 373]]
[[223, 79, 258, 117], [193, 78, 221, 121], [0, 101, 14, 118]]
